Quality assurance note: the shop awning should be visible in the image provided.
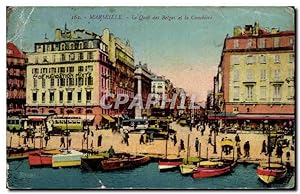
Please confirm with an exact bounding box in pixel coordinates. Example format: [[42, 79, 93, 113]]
[[28, 116, 47, 122], [56, 114, 95, 122], [102, 114, 115, 122], [235, 114, 294, 120], [208, 113, 294, 120]]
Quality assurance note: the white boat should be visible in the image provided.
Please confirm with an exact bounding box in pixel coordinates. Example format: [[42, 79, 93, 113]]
[[52, 150, 83, 168]]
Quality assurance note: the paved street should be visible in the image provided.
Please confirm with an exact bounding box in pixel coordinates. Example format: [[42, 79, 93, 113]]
[[6, 122, 294, 167]]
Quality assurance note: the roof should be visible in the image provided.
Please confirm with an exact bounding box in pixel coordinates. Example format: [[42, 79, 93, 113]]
[[7, 42, 26, 59]]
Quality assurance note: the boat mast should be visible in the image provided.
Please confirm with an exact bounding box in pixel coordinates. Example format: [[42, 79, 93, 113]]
[[66, 108, 69, 152], [86, 95, 89, 158], [165, 122, 168, 158], [268, 123, 271, 169], [186, 133, 190, 164]]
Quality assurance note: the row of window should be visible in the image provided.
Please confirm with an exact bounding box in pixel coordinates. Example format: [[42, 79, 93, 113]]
[[36, 41, 107, 52], [232, 85, 294, 101], [33, 76, 93, 88], [35, 51, 100, 64], [232, 54, 294, 65], [232, 68, 294, 82], [32, 90, 92, 103], [32, 65, 93, 74], [233, 37, 294, 49]]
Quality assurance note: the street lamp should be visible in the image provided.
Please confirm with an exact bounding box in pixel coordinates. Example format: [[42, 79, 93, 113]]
[[213, 110, 217, 154]]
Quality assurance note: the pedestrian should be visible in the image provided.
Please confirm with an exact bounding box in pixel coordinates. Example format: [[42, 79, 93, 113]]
[[90, 139, 94, 149], [150, 132, 154, 143], [98, 134, 102, 147], [173, 134, 177, 146], [125, 132, 129, 146], [83, 132, 87, 142], [145, 134, 149, 144], [286, 151, 290, 161], [243, 141, 250, 158], [31, 134, 34, 144], [208, 135, 212, 146], [60, 136, 65, 148], [236, 142, 242, 159], [44, 135, 49, 147], [201, 125, 205, 136], [108, 145, 115, 158], [276, 143, 283, 158], [68, 136, 72, 147], [139, 134, 145, 144], [22, 134, 26, 145], [195, 137, 199, 153], [260, 140, 267, 155], [235, 133, 241, 145], [180, 139, 185, 151]]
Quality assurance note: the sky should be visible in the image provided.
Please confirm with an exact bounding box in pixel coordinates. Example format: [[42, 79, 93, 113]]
[[6, 7, 295, 102]]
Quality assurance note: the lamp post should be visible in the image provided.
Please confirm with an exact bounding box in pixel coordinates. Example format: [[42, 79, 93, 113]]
[[213, 110, 217, 154]]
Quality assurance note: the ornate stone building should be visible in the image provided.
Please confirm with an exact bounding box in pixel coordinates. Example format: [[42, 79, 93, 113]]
[[7, 42, 27, 115]]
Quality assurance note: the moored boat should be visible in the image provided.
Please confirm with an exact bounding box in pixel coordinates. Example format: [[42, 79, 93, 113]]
[[180, 164, 196, 175], [52, 150, 83, 168], [158, 158, 182, 171], [257, 162, 287, 184], [80, 152, 110, 171], [28, 149, 61, 167], [7, 148, 42, 161], [101, 154, 151, 171], [192, 160, 236, 179]]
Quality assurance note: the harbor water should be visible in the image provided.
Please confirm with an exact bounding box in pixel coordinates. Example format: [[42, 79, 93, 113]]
[[7, 160, 294, 189]]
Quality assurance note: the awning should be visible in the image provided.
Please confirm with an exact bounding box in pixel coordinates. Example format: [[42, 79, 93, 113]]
[[102, 114, 115, 122], [28, 116, 47, 122], [208, 114, 294, 120], [235, 114, 294, 120], [55, 114, 95, 122]]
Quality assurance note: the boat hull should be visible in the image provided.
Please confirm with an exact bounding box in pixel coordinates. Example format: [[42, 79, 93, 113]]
[[101, 156, 151, 171], [52, 150, 83, 168], [257, 166, 287, 184], [28, 154, 52, 167], [81, 156, 104, 171], [192, 161, 235, 178], [7, 149, 42, 161], [180, 164, 196, 175], [158, 159, 182, 171]]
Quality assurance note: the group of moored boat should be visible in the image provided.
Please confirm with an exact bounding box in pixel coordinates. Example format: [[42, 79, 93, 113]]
[[7, 147, 151, 171], [158, 157, 287, 184], [158, 157, 236, 178]]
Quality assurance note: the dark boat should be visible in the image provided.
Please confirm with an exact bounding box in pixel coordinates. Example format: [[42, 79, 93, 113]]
[[101, 154, 151, 171], [80, 152, 109, 171], [192, 160, 236, 178]]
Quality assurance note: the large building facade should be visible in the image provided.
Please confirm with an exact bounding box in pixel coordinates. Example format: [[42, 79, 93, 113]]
[[214, 22, 295, 130], [102, 28, 135, 117], [7, 42, 27, 115], [26, 27, 114, 126]]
